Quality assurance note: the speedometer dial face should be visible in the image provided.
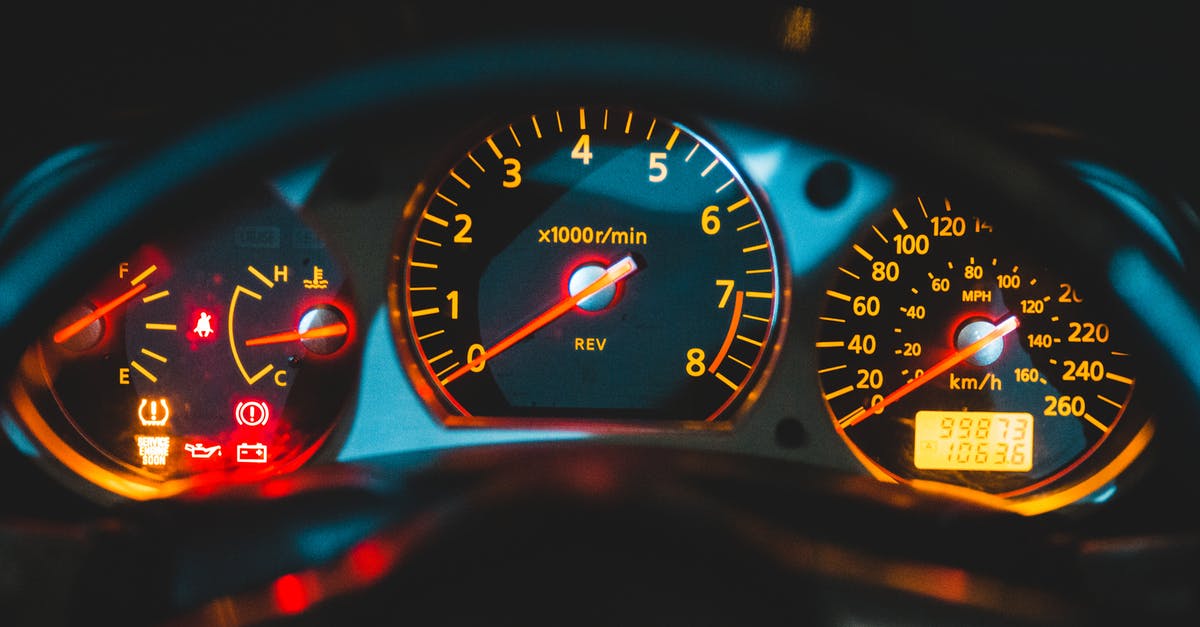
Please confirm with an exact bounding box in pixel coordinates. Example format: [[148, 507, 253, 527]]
[[816, 195, 1144, 498], [392, 106, 780, 427]]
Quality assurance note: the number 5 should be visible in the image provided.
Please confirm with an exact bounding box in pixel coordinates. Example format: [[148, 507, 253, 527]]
[[649, 152, 668, 183]]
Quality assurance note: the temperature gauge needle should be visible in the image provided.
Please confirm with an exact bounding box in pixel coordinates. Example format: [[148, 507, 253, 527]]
[[845, 315, 1020, 428], [245, 322, 348, 346], [441, 255, 639, 385], [52, 282, 148, 344]]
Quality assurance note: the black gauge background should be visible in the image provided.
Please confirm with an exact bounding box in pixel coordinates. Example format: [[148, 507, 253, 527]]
[[394, 107, 782, 426], [815, 189, 1152, 497]]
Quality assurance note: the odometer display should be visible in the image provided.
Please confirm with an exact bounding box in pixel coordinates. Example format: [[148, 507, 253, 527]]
[[816, 195, 1139, 497], [393, 106, 780, 426], [913, 411, 1033, 472]]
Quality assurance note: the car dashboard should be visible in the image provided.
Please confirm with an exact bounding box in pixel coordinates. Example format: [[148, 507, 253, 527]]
[[2, 3, 1200, 626]]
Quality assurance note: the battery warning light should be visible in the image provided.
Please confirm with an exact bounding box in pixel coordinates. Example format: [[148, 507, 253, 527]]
[[237, 443, 268, 463]]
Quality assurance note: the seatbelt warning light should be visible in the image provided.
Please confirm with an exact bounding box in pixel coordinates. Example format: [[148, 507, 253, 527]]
[[190, 310, 217, 341]]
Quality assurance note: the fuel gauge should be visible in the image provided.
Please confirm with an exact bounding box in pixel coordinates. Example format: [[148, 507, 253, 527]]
[[7, 189, 361, 500]]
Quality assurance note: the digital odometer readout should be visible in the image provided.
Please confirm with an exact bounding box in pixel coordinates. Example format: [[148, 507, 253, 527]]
[[913, 411, 1032, 471]]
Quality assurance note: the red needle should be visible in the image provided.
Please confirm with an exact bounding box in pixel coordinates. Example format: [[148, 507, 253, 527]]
[[844, 315, 1020, 428], [440, 255, 639, 385], [52, 282, 149, 344], [245, 322, 349, 346]]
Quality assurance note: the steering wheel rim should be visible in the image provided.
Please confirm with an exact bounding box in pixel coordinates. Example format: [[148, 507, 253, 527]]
[[2, 34, 1199, 626]]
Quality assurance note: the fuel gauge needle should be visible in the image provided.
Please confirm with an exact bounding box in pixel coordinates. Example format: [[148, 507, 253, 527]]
[[441, 255, 639, 385], [52, 282, 148, 344], [844, 315, 1020, 428], [245, 322, 348, 346]]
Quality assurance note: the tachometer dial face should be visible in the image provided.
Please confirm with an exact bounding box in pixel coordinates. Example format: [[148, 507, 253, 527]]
[[392, 106, 781, 426], [816, 195, 1145, 498], [14, 191, 360, 498]]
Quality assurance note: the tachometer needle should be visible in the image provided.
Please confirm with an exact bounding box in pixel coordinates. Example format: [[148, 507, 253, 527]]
[[844, 315, 1020, 428], [245, 322, 349, 346], [52, 282, 149, 344], [441, 254, 640, 385]]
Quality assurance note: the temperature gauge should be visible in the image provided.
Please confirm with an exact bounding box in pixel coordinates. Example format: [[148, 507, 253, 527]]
[[8, 189, 360, 500]]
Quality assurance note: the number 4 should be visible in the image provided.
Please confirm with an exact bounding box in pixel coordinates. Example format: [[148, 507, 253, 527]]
[[571, 134, 592, 164]]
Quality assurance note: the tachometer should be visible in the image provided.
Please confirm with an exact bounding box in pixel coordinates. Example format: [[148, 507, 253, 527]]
[[815, 194, 1150, 504], [391, 106, 781, 427]]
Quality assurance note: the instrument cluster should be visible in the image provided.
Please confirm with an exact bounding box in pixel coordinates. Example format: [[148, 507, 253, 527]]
[[0, 102, 1179, 515]]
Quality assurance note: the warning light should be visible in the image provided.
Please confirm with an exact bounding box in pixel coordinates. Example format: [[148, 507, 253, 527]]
[[303, 266, 329, 290], [184, 442, 222, 459], [192, 310, 216, 339], [137, 398, 170, 426], [137, 436, 171, 466], [237, 442, 269, 463], [235, 400, 270, 427]]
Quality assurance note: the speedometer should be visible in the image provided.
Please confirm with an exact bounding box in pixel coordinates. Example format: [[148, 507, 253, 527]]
[[815, 194, 1151, 504]]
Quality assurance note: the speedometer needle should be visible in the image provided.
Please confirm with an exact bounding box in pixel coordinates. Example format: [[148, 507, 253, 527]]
[[52, 282, 148, 344], [844, 315, 1020, 428], [245, 322, 349, 346], [441, 255, 640, 385]]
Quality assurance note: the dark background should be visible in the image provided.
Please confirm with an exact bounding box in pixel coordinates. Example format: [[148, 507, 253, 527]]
[[0, 4, 1197, 622], [2, 1, 1197, 199]]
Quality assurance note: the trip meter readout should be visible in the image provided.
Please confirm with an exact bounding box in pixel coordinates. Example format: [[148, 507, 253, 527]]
[[816, 196, 1143, 498]]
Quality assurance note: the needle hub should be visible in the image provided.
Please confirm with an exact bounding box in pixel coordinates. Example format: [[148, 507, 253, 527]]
[[297, 305, 349, 355], [568, 263, 619, 312], [956, 319, 1006, 366]]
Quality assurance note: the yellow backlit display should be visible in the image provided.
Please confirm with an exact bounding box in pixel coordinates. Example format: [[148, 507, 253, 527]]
[[913, 411, 1033, 472]]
